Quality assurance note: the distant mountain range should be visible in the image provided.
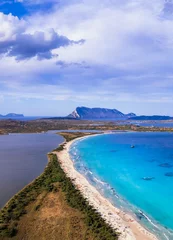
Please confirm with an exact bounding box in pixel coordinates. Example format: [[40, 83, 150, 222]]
[[0, 113, 24, 118], [0, 109, 172, 121], [67, 107, 173, 120], [67, 107, 136, 119]]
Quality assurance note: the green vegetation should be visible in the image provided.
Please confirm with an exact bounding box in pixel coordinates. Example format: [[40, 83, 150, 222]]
[[0, 132, 119, 239], [53, 132, 97, 151], [1, 118, 173, 135], [0, 154, 61, 237], [58, 132, 95, 142]]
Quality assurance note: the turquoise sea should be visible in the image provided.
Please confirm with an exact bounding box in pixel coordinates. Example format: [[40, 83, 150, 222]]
[[70, 132, 173, 240]]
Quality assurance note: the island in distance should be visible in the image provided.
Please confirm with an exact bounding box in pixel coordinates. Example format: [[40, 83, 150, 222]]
[[1, 108, 172, 121], [67, 106, 173, 120], [0, 113, 24, 118], [130, 115, 173, 120], [67, 106, 136, 119]]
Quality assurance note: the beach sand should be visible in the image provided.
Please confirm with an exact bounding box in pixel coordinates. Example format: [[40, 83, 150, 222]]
[[54, 135, 158, 240]]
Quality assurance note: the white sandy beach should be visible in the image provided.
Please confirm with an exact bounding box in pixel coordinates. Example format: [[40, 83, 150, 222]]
[[55, 135, 158, 240]]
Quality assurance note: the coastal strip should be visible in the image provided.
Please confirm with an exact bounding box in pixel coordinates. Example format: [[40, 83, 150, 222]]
[[55, 133, 158, 240], [0, 132, 119, 239], [0, 131, 158, 239]]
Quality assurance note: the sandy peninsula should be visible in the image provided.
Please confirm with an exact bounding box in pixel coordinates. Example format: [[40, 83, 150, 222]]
[[55, 134, 158, 240]]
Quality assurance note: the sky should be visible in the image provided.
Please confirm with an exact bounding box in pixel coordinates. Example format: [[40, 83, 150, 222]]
[[0, 0, 173, 116]]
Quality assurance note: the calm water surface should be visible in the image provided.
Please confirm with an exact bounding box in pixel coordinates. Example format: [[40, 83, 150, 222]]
[[70, 132, 173, 240], [0, 132, 64, 208]]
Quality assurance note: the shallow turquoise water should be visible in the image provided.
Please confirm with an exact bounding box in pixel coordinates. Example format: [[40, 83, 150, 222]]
[[70, 132, 173, 240]]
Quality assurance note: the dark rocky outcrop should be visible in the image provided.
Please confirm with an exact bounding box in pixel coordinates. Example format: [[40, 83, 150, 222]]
[[159, 163, 173, 168], [165, 172, 173, 177]]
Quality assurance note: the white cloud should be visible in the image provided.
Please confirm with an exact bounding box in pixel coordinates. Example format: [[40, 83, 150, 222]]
[[0, 13, 25, 41], [1, 0, 173, 112], [0, 12, 83, 60], [25, 0, 173, 71]]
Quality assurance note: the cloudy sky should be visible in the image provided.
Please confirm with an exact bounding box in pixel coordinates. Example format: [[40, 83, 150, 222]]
[[0, 0, 173, 116]]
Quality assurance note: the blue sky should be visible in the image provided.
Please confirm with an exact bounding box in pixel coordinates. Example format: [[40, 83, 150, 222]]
[[0, 0, 173, 116]]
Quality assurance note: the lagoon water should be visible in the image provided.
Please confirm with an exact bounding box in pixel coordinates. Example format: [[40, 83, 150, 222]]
[[70, 132, 173, 240], [0, 132, 64, 208]]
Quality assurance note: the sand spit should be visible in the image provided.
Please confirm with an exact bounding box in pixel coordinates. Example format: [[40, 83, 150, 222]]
[[54, 135, 158, 240]]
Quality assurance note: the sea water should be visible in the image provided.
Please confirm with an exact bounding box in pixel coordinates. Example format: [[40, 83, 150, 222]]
[[70, 132, 173, 240]]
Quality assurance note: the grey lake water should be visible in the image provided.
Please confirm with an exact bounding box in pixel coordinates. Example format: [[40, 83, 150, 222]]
[[0, 132, 64, 208]]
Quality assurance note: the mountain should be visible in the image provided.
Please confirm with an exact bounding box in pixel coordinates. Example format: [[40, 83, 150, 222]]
[[126, 112, 136, 118], [0, 113, 24, 118], [129, 115, 173, 120], [68, 107, 136, 119]]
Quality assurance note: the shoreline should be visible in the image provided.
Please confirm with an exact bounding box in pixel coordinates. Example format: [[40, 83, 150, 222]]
[[55, 134, 158, 240], [1, 152, 52, 210]]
